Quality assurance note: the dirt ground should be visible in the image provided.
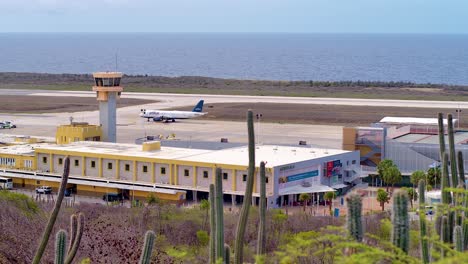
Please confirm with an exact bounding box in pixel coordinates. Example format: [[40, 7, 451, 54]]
[[0, 95, 155, 113], [0, 95, 465, 127], [176, 102, 468, 127]]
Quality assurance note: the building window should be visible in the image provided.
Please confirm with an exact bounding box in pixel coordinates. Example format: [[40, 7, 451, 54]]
[[125, 164, 130, 171], [184, 169, 189, 177], [223, 172, 228, 180], [161, 167, 166, 175], [42, 157, 47, 164], [91, 161, 96, 168], [58, 158, 63, 165], [74, 160, 79, 167], [36, 180, 40, 184], [203, 171, 208, 178], [143, 165, 148, 173], [266, 177, 269, 184], [242, 174, 247, 182], [352, 160, 356, 165], [108, 163, 113, 170]]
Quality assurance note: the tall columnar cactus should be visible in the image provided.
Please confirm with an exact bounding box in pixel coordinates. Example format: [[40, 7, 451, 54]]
[[463, 221, 468, 250], [391, 190, 409, 254], [234, 110, 255, 264], [33, 156, 71, 264], [224, 244, 231, 264], [346, 193, 363, 242], [454, 225, 464, 252], [447, 114, 458, 189], [457, 151, 466, 189], [139, 230, 155, 264], [418, 180, 430, 264], [209, 184, 216, 264], [257, 161, 266, 256], [215, 167, 225, 262], [441, 152, 452, 205], [438, 113, 446, 162], [448, 210, 455, 243], [55, 230, 67, 264], [441, 216, 449, 244], [65, 213, 85, 264]]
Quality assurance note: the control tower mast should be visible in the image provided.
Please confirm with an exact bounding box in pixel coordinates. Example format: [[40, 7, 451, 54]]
[[92, 72, 123, 142]]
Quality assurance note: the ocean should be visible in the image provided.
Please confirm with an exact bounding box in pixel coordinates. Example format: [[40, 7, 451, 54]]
[[0, 33, 467, 85]]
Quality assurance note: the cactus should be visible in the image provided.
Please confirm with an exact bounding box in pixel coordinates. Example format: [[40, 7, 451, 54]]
[[55, 230, 67, 264], [215, 168, 225, 262], [441, 152, 452, 204], [139, 230, 155, 264], [454, 225, 464, 252], [209, 184, 216, 264], [346, 193, 363, 242], [457, 151, 466, 189], [224, 244, 230, 264], [234, 110, 255, 264], [418, 180, 430, 264], [257, 161, 266, 256], [448, 210, 455, 243], [391, 190, 409, 253], [447, 114, 458, 189], [438, 113, 446, 162], [33, 156, 71, 264], [65, 213, 85, 264], [463, 221, 468, 250], [441, 216, 449, 244]]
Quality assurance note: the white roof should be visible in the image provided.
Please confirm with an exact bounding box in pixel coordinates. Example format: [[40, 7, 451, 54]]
[[379, 117, 456, 125], [0, 143, 56, 156], [34, 141, 351, 168], [179, 145, 350, 168]]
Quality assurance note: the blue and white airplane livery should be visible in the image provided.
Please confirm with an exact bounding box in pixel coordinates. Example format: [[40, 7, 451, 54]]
[[140, 100, 206, 122]]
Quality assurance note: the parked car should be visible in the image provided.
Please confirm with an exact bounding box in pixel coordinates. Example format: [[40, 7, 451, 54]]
[[35, 186, 52, 194], [0, 121, 16, 129], [103, 193, 124, 202]]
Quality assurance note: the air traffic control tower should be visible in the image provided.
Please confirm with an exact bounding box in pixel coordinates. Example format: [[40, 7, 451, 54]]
[[92, 72, 123, 143]]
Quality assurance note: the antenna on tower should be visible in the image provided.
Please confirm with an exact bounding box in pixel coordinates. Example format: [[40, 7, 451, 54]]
[[115, 53, 118, 71]]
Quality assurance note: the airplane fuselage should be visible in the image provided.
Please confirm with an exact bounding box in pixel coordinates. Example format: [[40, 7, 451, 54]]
[[140, 110, 206, 121]]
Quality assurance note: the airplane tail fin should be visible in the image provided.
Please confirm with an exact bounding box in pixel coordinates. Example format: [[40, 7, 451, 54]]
[[192, 100, 204, 112]]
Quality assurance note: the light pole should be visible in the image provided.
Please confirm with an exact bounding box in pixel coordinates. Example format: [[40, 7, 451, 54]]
[[456, 107, 462, 129], [256, 113, 263, 145]]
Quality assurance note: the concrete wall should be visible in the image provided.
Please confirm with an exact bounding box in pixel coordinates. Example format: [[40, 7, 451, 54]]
[[52, 154, 65, 174], [236, 170, 248, 192], [119, 160, 133, 181], [177, 165, 193, 186], [137, 161, 152, 182], [102, 158, 116, 179], [37, 153, 49, 171], [196, 167, 212, 188], [220, 169, 233, 190], [69, 156, 82, 176], [155, 163, 170, 184], [85, 157, 99, 177]]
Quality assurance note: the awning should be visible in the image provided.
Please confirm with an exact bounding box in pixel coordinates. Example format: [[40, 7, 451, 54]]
[[279, 184, 335, 196], [331, 183, 348, 189]]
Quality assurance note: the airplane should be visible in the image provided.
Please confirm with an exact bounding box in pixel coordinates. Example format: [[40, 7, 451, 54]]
[[139, 100, 206, 122]]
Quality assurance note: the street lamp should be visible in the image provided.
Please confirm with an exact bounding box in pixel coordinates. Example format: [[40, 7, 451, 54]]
[[256, 113, 263, 145], [456, 107, 462, 129]]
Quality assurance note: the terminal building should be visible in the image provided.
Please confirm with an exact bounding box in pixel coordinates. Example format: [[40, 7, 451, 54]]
[[0, 133, 360, 207]]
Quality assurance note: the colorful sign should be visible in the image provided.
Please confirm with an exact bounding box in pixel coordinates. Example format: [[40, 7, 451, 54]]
[[325, 160, 342, 177], [278, 165, 321, 190]]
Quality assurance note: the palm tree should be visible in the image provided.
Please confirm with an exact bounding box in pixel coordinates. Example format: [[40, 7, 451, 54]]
[[299, 193, 311, 212], [376, 189, 390, 211], [383, 165, 402, 194], [323, 191, 336, 215]]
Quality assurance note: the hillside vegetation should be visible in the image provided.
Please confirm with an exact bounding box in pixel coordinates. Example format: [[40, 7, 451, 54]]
[[1, 72, 468, 100]]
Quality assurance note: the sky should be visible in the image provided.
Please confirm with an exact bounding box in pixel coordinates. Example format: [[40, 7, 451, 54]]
[[1, 0, 467, 34]]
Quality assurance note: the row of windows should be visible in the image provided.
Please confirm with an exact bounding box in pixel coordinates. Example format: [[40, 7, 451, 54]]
[[45, 157, 166, 174], [42, 156, 270, 182], [184, 170, 268, 183], [0, 157, 16, 166]]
